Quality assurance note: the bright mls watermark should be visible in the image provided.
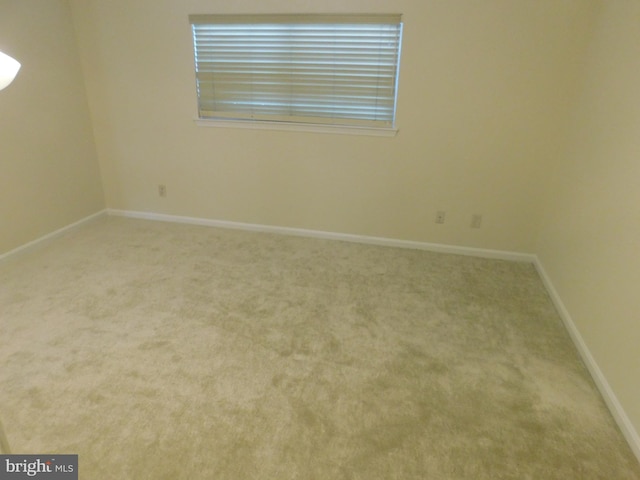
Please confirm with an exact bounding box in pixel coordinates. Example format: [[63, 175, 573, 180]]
[[0, 455, 77, 479]]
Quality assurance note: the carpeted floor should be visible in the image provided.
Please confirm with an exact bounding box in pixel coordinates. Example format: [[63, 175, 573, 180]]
[[0, 216, 638, 479]]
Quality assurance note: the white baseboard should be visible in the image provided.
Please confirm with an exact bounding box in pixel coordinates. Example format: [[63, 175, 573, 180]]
[[534, 258, 640, 463], [107, 209, 536, 263], [0, 210, 107, 264]]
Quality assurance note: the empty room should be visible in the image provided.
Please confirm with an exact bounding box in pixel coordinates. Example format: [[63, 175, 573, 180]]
[[1, 0, 639, 478]]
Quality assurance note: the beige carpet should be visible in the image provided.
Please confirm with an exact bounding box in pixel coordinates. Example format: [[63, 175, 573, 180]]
[[0, 216, 638, 479]]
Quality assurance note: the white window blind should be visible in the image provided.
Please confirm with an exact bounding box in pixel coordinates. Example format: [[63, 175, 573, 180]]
[[189, 14, 403, 129]]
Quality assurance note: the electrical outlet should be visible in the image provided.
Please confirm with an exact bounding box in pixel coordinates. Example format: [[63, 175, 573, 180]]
[[471, 214, 482, 228], [158, 184, 167, 197], [435, 211, 446, 224]]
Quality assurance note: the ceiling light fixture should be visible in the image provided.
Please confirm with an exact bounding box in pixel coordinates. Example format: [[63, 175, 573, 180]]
[[0, 51, 21, 91]]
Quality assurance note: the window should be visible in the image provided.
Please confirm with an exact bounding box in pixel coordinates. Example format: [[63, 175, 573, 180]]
[[189, 14, 403, 133]]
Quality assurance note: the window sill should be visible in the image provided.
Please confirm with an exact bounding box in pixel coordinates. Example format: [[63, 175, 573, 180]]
[[193, 118, 398, 137]]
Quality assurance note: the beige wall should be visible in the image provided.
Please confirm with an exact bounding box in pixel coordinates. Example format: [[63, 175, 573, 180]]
[[69, 0, 597, 253], [0, 0, 104, 255], [536, 0, 640, 440]]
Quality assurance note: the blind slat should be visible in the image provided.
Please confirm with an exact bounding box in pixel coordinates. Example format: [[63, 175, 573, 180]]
[[190, 14, 402, 127], [190, 14, 401, 25]]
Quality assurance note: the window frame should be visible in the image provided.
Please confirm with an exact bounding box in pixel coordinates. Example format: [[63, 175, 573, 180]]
[[189, 14, 403, 136]]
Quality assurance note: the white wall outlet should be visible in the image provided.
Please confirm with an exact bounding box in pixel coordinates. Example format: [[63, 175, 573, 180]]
[[435, 211, 446, 224], [158, 184, 167, 197], [471, 214, 482, 228]]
